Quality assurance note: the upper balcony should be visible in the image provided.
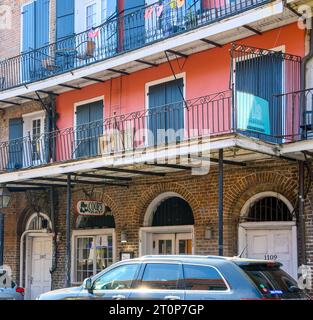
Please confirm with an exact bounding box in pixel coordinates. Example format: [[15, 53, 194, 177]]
[[0, 0, 297, 104]]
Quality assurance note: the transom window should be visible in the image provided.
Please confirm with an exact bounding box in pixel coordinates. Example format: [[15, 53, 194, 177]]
[[26, 213, 51, 231], [152, 197, 194, 226], [245, 197, 293, 222]]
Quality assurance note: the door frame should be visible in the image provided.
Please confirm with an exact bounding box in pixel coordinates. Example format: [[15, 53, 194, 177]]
[[71, 228, 117, 286], [139, 225, 194, 256], [22, 110, 46, 167], [238, 221, 298, 278], [25, 233, 53, 300]]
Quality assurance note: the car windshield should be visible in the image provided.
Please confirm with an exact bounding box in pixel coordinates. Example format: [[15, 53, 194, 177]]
[[240, 264, 307, 299]]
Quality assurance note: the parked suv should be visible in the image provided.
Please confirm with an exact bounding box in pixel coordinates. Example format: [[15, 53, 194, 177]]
[[38, 255, 309, 300]]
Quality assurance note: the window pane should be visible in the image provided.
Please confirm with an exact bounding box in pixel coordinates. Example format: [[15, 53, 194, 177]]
[[183, 265, 228, 291], [240, 265, 307, 299], [76, 237, 94, 283], [95, 235, 113, 273], [86, 3, 97, 29], [140, 264, 181, 290], [93, 264, 139, 290]]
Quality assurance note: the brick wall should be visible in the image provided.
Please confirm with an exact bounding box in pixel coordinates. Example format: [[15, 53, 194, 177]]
[[3, 158, 313, 293], [0, 0, 56, 60]]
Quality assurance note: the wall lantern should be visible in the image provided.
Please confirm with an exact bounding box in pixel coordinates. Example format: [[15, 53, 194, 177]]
[[204, 225, 213, 240], [0, 185, 11, 209], [121, 230, 128, 243]]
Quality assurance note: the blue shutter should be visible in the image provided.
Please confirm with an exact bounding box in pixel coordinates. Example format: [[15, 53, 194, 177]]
[[56, 0, 74, 41], [89, 101, 104, 156], [35, 0, 50, 47], [165, 78, 184, 143], [22, 2, 35, 82], [22, 2, 35, 53], [236, 54, 283, 142], [148, 83, 166, 146], [124, 0, 145, 51], [148, 79, 184, 146], [76, 101, 103, 158], [8, 119, 24, 170]]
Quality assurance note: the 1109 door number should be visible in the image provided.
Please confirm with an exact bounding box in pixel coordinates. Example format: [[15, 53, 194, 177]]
[[264, 254, 278, 260]]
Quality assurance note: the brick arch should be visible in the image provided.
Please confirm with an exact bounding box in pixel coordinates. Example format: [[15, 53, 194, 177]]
[[226, 172, 298, 222], [134, 182, 202, 227], [89, 187, 122, 226]]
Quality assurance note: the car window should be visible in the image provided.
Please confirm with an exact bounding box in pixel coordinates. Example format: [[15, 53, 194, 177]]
[[139, 263, 182, 290], [183, 264, 228, 291], [93, 264, 139, 291], [240, 264, 307, 299]]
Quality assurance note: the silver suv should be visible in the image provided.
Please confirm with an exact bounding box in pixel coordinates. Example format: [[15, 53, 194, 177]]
[[38, 255, 310, 300]]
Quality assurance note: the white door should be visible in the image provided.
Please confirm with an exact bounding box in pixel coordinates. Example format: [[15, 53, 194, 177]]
[[23, 113, 45, 167], [152, 234, 175, 255], [29, 237, 52, 300], [152, 233, 193, 255], [245, 229, 294, 276]]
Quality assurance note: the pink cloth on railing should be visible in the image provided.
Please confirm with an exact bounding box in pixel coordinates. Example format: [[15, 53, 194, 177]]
[[202, 0, 226, 9]]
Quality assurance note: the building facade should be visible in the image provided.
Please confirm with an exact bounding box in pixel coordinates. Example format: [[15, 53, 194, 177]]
[[1, 0, 313, 299]]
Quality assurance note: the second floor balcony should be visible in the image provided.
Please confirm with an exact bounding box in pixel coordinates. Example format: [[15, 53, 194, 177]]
[[0, 0, 280, 94], [0, 86, 310, 175]]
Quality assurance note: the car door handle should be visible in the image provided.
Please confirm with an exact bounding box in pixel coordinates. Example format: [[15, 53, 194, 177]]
[[164, 295, 181, 300], [112, 294, 126, 300]]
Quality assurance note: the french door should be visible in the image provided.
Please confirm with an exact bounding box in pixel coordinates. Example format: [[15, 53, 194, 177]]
[[152, 233, 192, 255]]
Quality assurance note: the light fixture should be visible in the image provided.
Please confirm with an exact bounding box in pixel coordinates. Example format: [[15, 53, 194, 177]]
[[121, 230, 128, 243], [204, 225, 213, 240], [0, 185, 11, 209]]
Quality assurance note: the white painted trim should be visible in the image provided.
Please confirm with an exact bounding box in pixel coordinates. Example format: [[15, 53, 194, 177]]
[[71, 228, 116, 285], [143, 191, 185, 227], [25, 212, 53, 230], [22, 110, 45, 119], [240, 191, 295, 219], [0, 1, 284, 101]]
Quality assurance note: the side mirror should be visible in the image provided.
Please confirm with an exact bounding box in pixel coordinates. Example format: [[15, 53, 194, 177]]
[[83, 277, 93, 291]]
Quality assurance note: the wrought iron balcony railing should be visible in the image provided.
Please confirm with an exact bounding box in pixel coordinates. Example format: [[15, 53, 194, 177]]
[[0, 0, 271, 92], [0, 88, 305, 174]]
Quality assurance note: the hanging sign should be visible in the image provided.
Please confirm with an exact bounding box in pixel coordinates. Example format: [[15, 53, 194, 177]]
[[77, 200, 106, 216]]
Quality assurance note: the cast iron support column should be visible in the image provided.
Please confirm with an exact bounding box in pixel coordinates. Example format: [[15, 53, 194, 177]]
[[0, 213, 4, 267], [218, 149, 224, 256], [65, 175, 71, 287], [299, 161, 307, 265]]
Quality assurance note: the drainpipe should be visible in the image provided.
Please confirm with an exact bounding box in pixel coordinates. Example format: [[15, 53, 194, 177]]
[[49, 187, 57, 289], [0, 213, 4, 267], [218, 149, 224, 256], [299, 28, 313, 265], [299, 161, 307, 265], [65, 174, 72, 287]]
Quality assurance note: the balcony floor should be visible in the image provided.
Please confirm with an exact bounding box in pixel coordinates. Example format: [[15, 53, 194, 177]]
[[0, 133, 289, 188]]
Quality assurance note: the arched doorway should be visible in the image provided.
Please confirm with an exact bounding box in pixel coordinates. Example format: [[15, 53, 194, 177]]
[[71, 208, 116, 285], [21, 213, 53, 300], [238, 192, 297, 277], [140, 192, 195, 256]]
